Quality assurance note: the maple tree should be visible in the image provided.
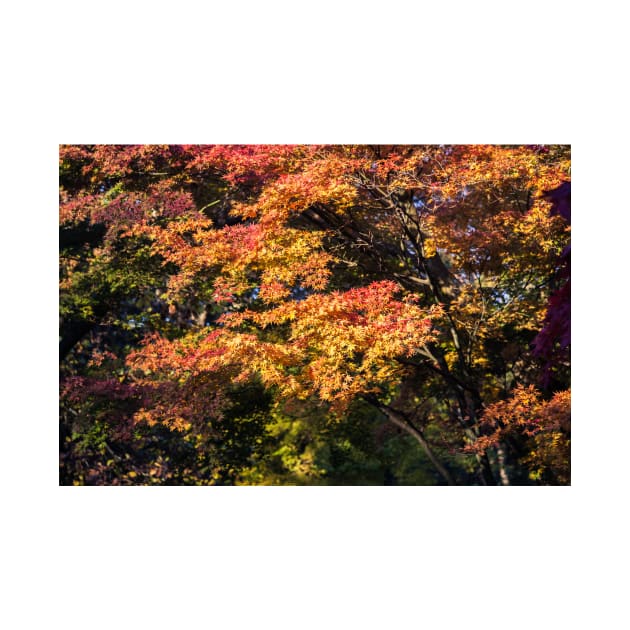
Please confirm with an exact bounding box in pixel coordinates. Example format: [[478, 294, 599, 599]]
[[60, 144, 570, 485]]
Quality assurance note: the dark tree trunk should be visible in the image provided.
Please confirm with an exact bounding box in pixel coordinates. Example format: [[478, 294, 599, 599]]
[[59, 319, 94, 362], [60, 223, 106, 250]]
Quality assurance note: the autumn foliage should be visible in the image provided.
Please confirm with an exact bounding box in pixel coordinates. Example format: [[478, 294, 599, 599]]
[[60, 145, 570, 485]]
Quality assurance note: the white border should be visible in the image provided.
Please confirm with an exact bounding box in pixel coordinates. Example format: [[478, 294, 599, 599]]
[[4, 2, 626, 629]]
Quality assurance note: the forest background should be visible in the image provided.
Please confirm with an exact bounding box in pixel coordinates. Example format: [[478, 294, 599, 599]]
[[60, 144, 571, 486]]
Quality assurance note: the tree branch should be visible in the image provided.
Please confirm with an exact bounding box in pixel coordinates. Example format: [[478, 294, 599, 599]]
[[363, 395, 456, 485]]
